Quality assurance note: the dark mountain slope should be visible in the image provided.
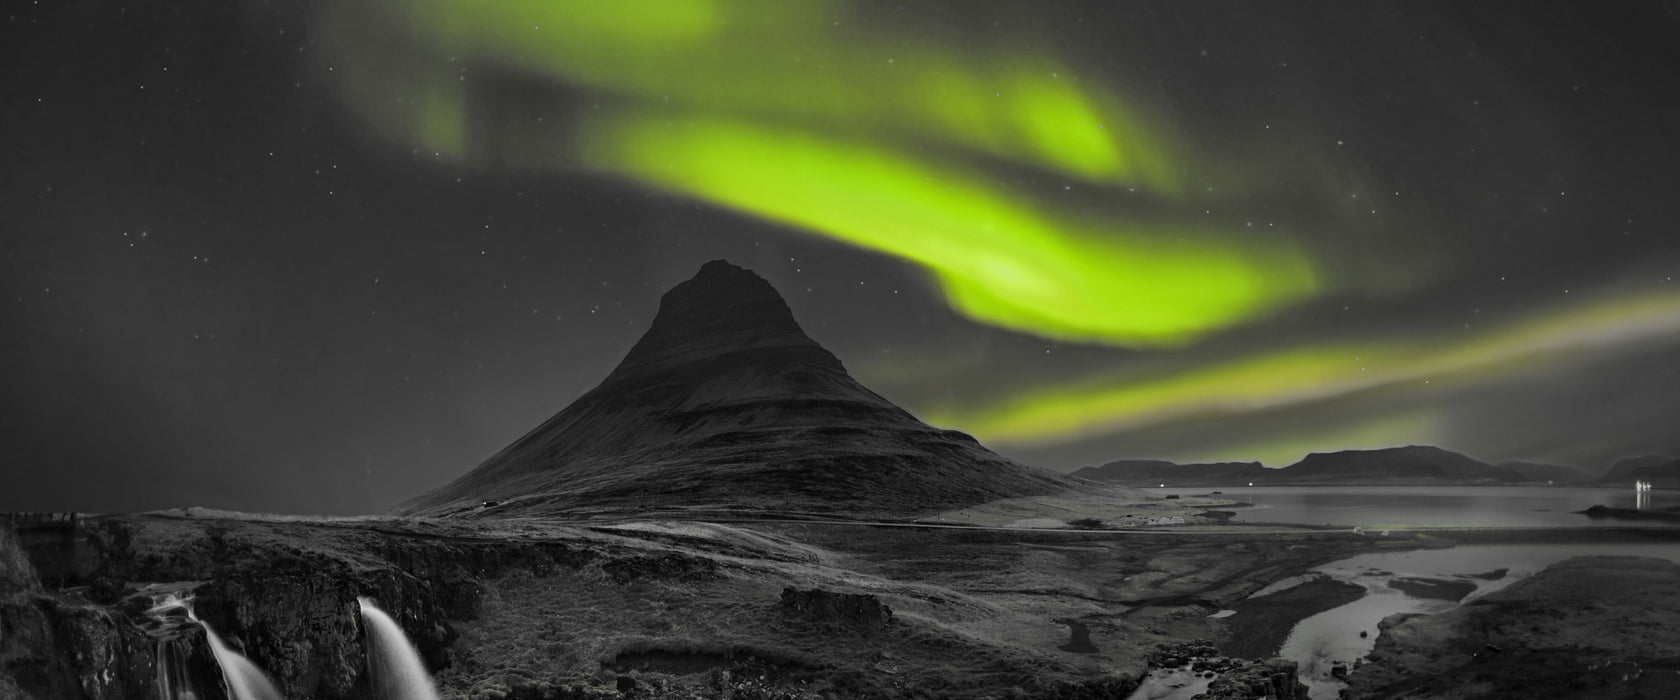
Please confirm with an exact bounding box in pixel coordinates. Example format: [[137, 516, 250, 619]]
[[1595, 454, 1680, 485], [394, 261, 1084, 518]]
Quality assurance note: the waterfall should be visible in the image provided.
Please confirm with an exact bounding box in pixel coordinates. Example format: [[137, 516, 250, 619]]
[[188, 610, 284, 700], [154, 638, 200, 700], [143, 591, 202, 700], [357, 596, 440, 700]]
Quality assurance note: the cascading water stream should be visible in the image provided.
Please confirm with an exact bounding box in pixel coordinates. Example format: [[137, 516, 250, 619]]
[[153, 637, 199, 700], [142, 588, 281, 700], [142, 591, 204, 700], [357, 596, 440, 700], [187, 609, 284, 700]]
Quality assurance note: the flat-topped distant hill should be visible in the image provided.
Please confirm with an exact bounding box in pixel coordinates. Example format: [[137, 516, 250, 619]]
[[1075, 446, 1534, 487], [1071, 460, 1267, 485]]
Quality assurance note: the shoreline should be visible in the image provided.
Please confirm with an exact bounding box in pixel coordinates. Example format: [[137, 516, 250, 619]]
[[1577, 504, 1680, 522]]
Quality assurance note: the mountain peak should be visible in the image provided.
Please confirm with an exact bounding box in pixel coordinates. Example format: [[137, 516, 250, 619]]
[[610, 259, 843, 383], [394, 260, 1079, 518]]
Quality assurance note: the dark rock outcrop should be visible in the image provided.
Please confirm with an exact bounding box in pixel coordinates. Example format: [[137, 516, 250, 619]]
[[778, 587, 893, 631], [1, 522, 39, 594], [1145, 641, 1307, 700], [1200, 657, 1307, 700], [394, 260, 1084, 519], [2, 521, 159, 700]]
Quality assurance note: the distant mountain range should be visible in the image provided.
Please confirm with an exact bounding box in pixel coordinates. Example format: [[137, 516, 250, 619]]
[[1071, 446, 1610, 487], [1069, 460, 1269, 486], [1496, 461, 1597, 484], [394, 260, 1083, 519], [1593, 455, 1680, 488]]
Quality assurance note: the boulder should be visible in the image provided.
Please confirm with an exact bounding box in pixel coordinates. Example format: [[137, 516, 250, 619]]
[[1200, 657, 1308, 700], [778, 587, 893, 630]]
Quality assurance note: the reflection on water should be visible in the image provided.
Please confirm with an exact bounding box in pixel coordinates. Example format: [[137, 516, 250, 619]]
[[1278, 543, 1680, 700], [1149, 485, 1680, 528]]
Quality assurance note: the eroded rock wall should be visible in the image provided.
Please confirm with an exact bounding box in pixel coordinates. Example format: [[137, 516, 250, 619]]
[[3, 521, 158, 700], [8, 515, 740, 700]]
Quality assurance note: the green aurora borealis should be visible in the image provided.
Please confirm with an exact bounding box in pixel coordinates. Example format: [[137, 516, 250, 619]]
[[315, 0, 1680, 465], [325, 0, 1318, 347], [579, 112, 1317, 346], [925, 287, 1680, 455]]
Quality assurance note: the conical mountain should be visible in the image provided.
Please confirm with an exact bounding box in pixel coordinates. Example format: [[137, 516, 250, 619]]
[[394, 260, 1079, 518]]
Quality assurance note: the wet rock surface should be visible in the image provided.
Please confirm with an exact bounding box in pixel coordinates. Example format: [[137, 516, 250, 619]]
[[1200, 657, 1308, 700], [1142, 641, 1308, 700], [1346, 556, 1680, 699]]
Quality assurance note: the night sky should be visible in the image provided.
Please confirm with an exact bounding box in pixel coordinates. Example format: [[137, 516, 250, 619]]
[[5, 1, 1679, 515]]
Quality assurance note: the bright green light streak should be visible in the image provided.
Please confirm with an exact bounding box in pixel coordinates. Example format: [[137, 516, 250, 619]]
[[579, 112, 1317, 345], [320, 1, 1317, 343], [360, 0, 1182, 192], [927, 289, 1680, 445]]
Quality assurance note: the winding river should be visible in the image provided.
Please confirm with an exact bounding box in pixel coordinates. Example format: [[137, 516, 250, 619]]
[[1144, 485, 1679, 698]]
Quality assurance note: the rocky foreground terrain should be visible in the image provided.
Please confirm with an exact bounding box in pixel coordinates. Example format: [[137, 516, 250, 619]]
[[1345, 556, 1680, 699], [1, 508, 1399, 699]]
